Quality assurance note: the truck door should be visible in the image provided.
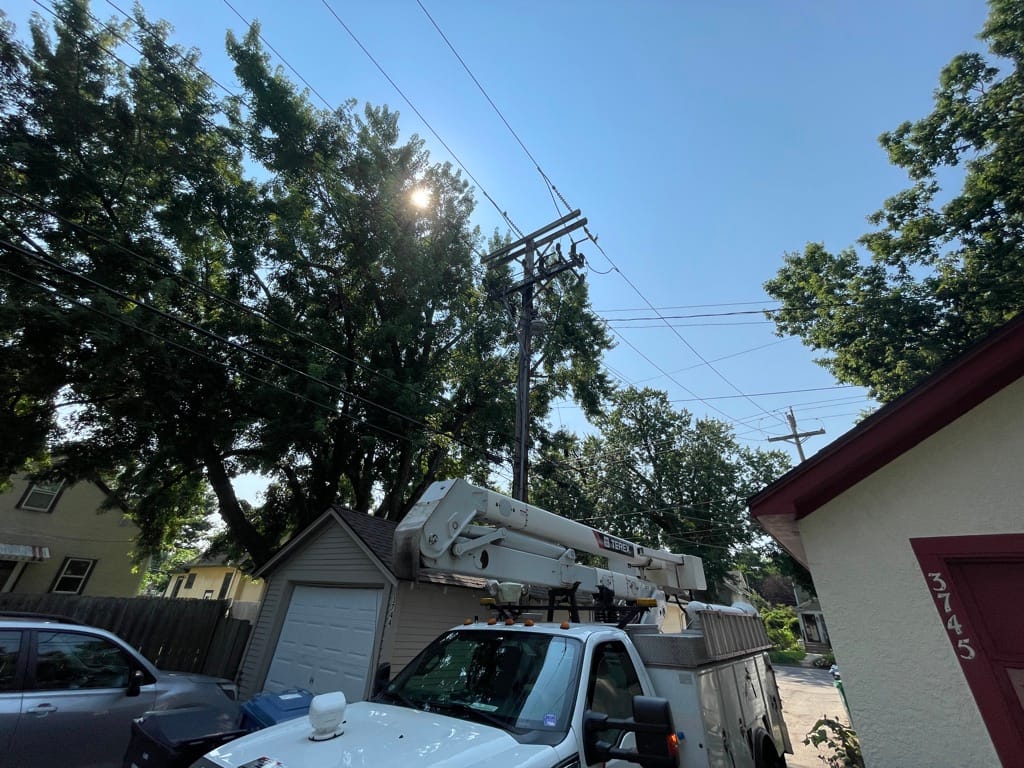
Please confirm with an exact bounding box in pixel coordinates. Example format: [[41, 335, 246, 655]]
[[583, 641, 645, 768]]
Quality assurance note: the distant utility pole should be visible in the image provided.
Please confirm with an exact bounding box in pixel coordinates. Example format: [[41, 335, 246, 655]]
[[484, 210, 588, 502], [768, 406, 826, 462]]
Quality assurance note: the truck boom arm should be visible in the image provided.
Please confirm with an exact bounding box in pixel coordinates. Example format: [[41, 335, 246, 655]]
[[394, 479, 706, 599]]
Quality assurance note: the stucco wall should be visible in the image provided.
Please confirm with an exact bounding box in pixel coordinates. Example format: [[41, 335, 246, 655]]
[[1, 478, 144, 596], [799, 377, 1024, 768]]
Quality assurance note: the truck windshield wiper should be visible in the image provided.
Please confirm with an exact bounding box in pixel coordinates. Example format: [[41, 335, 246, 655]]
[[440, 702, 525, 733], [375, 688, 419, 710]]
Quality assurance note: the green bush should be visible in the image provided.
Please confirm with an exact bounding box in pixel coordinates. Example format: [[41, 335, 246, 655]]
[[769, 648, 807, 664], [760, 604, 802, 651], [812, 651, 837, 669], [804, 717, 864, 767]]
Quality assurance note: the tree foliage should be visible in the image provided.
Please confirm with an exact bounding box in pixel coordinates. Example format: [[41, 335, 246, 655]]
[[765, 0, 1024, 402], [0, 1, 611, 567], [532, 388, 790, 598]]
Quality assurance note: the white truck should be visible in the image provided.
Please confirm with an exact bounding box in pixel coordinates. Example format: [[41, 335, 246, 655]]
[[193, 479, 792, 768]]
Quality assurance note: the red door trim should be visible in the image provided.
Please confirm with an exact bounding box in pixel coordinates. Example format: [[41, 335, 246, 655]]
[[910, 534, 1024, 766]]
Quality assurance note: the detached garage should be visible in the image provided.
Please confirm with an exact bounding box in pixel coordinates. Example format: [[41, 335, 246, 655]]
[[236, 506, 487, 702], [749, 315, 1024, 768]]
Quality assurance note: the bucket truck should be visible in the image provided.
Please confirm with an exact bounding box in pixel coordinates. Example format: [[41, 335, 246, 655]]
[[194, 479, 792, 768]]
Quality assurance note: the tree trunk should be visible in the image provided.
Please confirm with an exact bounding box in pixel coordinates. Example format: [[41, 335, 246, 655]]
[[203, 445, 273, 567]]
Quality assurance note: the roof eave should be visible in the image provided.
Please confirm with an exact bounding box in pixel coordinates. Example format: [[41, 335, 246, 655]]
[[749, 314, 1024, 544]]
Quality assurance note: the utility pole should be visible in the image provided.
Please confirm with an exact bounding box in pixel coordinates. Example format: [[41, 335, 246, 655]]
[[484, 210, 587, 502], [768, 406, 826, 462]]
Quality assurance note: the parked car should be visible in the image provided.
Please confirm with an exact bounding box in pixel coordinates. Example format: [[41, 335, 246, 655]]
[[0, 613, 240, 768]]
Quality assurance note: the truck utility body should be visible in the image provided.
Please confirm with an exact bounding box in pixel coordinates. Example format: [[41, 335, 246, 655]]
[[195, 480, 792, 768]]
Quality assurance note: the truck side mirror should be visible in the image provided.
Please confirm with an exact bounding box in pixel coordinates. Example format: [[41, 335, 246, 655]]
[[583, 695, 677, 768]]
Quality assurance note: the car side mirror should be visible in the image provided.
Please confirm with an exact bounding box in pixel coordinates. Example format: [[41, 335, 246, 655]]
[[126, 669, 145, 697], [583, 695, 677, 768]]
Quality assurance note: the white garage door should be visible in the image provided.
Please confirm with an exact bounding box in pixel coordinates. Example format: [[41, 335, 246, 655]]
[[265, 585, 382, 701]]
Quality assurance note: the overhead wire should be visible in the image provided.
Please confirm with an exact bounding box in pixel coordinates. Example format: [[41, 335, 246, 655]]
[[1, 238, 516, 470], [414, 0, 564, 218], [3, 3, 523, 459], [18, 2, 813, 509], [317, 0, 525, 239], [2, 261, 515, 487], [219, 0, 334, 110], [4, 2, 561, 491], [411, 0, 787, 431], [0, 177, 499, 446]]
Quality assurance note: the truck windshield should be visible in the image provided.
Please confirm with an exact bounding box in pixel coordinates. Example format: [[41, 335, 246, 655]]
[[375, 629, 583, 745]]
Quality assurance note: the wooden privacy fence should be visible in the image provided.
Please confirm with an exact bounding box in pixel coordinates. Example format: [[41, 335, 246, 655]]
[[0, 594, 250, 679]]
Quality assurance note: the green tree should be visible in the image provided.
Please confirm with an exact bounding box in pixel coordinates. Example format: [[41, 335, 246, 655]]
[[0, 1, 274, 560], [0, 2, 612, 567], [765, 0, 1024, 402], [532, 388, 790, 598], [221, 24, 611, 529]]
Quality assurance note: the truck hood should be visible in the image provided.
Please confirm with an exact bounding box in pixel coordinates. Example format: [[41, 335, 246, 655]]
[[204, 701, 560, 768]]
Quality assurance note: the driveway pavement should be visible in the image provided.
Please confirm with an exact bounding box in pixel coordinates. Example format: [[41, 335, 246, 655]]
[[774, 665, 851, 768]]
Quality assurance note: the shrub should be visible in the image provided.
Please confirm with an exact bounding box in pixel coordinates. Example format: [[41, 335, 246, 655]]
[[769, 647, 806, 664], [803, 716, 864, 767], [812, 652, 837, 669], [761, 604, 802, 651]]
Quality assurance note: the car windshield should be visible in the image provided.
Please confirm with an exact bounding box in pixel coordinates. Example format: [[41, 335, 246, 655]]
[[376, 629, 582, 745]]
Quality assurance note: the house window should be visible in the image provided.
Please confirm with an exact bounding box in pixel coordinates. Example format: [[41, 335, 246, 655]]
[[50, 558, 95, 594], [218, 572, 233, 600], [18, 481, 64, 513], [203, 590, 214, 599], [185, 573, 196, 589]]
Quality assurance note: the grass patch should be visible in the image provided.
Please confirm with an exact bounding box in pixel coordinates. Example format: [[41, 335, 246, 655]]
[[769, 647, 807, 665]]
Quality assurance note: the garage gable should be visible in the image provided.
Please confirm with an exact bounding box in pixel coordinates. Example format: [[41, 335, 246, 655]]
[[239, 512, 396, 700]]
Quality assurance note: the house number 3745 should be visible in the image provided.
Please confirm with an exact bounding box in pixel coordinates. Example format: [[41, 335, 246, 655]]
[[927, 572, 976, 661]]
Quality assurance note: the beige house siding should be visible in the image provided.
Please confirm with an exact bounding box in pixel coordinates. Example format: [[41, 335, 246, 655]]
[[385, 580, 487, 672], [237, 522, 395, 699], [0, 476, 143, 597], [164, 565, 264, 602], [798, 377, 1024, 768]]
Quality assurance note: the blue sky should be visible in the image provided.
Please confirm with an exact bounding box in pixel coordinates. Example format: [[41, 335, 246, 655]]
[[4, 0, 993, 495]]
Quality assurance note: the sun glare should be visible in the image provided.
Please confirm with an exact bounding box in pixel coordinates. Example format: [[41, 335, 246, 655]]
[[410, 187, 431, 209]]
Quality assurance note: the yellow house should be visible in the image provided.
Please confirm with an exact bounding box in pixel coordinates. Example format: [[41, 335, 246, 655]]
[[164, 553, 264, 604], [0, 474, 145, 596]]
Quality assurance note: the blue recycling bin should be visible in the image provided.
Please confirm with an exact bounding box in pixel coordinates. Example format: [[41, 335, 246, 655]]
[[240, 688, 315, 731]]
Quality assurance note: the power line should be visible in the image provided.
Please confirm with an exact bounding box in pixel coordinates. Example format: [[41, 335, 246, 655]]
[[668, 385, 860, 403], [414, 0, 564, 217], [408, 1, 789, 429], [606, 326, 766, 434], [609, 308, 780, 321], [604, 276, 788, 428], [408, 0, 778, 430], [317, 0, 525, 239], [219, 0, 333, 110], [606, 320, 773, 329], [0, 178, 492, 444], [102, 0, 239, 98], [2, 239, 513, 467], [631, 339, 786, 384], [599, 300, 781, 313]]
